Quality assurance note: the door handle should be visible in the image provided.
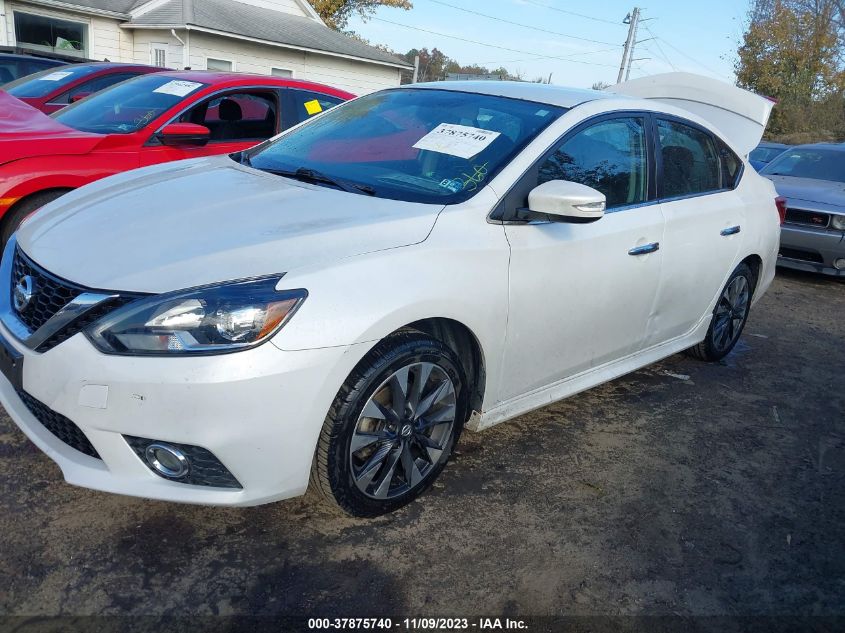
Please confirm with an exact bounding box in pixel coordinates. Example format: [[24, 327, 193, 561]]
[[720, 225, 741, 236], [628, 242, 660, 256]]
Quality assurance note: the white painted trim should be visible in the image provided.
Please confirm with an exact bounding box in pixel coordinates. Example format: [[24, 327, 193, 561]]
[[14, 0, 128, 19], [205, 55, 235, 72], [129, 0, 171, 19], [293, 0, 323, 23], [119, 23, 413, 70], [10, 5, 91, 57], [149, 41, 168, 67], [271, 66, 296, 79]]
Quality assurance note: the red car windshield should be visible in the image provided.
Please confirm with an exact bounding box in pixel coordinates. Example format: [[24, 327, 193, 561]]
[[52, 74, 208, 134], [3, 65, 102, 98], [246, 88, 565, 204]]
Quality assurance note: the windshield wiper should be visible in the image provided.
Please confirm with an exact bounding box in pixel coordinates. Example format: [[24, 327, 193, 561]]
[[263, 167, 376, 196]]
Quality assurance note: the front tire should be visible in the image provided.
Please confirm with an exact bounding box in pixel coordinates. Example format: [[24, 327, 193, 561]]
[[1, 190, 70, 249], [686, 262, 755, 362], [312, 332, 468, 517]]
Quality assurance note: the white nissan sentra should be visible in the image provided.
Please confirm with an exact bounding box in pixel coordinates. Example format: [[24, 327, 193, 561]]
[[0, 73, 780, 517]]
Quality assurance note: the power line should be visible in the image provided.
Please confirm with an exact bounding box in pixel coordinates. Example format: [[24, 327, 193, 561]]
[[520, 0, 625, 26], [472, 47, 622, 67], [371, 17, 621, 68], [427, 0, 623, 47], [645, 29, 732, 80], [643, 25, 677, 71]]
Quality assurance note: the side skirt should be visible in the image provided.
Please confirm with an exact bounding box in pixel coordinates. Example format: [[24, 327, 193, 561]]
[[468, 317, 711, 432]]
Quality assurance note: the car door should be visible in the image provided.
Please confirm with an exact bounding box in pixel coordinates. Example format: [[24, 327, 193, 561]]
[[139, 89, 280, 166], [284, 88, 345, 126], [498, 113, 665, 402], [648, 117, 746, 344]]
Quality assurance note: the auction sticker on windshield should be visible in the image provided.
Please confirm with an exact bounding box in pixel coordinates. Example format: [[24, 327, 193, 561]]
[[39, 71, 73, 82], [153, 80, 203, 97], [413, 123, 501, 159]]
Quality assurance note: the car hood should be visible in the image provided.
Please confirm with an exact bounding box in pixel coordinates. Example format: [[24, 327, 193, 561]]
[[765, 174, 845, 212], [18, 156, 444, 293], [0, 90, 102, 164]]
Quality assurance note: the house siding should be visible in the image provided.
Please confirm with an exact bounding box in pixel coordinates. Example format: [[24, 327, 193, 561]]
[[4, 1, 403, 92], [186, 31, 401, 94], [131, 28, 184, 67]]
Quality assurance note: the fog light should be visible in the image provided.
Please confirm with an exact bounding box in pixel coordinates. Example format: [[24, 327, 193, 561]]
[[145, 443, 189, 478], [834, 258, 845, 270]]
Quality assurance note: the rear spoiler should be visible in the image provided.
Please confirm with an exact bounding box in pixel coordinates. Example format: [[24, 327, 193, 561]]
[[609, 72, 774, 156]]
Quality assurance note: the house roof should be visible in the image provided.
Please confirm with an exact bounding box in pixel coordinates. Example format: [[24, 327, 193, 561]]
[[123, 0, 411, 68]]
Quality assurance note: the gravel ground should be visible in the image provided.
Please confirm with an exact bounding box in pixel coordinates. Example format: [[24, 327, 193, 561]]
[[0, 269, 842, 625]]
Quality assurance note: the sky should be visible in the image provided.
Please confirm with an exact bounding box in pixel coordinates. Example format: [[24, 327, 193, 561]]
[[346, 0, 751, 88]]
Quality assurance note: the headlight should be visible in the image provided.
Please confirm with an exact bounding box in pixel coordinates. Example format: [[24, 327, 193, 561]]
[[831, 214, 845, 231], [86, 277, 306, 355]]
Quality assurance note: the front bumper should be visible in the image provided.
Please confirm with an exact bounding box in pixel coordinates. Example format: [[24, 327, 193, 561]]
[[0, 322, 367, 506], [778, 224, 845, 277]]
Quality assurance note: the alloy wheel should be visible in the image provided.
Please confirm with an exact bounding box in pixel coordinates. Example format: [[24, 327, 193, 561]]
[[349, 362, 456, 500], [712, 274, 750, 353]]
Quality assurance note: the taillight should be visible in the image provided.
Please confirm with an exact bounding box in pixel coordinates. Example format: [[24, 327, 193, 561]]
[[775, 196, 787, 225]]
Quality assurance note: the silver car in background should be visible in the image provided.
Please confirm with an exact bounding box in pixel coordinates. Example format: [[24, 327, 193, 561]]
[[760, 143, 845, 277]]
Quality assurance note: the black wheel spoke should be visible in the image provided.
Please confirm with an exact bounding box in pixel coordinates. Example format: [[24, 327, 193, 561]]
[[350, 361, 456, 500]]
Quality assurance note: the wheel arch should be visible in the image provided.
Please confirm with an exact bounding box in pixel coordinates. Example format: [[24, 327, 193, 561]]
[[739, 253, 762, 295], [398, 317, 487, 416]]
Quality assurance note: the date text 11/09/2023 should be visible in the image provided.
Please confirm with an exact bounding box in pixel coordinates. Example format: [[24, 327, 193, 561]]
[[307, 618, 529, 630]]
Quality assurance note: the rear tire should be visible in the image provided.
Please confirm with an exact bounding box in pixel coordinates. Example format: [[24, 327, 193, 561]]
[[311, 331, 468, 517], [686, 262, 754, 362], [1, 190, 70, 249]]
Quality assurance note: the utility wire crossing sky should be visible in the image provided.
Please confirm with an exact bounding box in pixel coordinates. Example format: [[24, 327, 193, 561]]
[[347, 0, 748, 87]]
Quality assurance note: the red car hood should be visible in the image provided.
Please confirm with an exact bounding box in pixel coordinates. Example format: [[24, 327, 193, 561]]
[[0, 90, 103, 164]]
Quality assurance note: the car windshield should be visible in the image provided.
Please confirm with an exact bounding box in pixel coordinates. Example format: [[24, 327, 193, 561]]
[[246, 88, 565, 204], [761, 148, 845, 183], [52, 74, 208, 134], [3, 65, 102, 97], [750, 145, 786, 163]]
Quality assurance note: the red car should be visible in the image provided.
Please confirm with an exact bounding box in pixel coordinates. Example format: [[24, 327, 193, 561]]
[[0, 71, 353, 244], [3, 62, 164, 114]]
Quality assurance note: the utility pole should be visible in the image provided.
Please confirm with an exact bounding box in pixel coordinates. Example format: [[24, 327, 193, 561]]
[[616, 7, 640, 84], [412, 54, 420, 83], [625, 8, 643, 80]]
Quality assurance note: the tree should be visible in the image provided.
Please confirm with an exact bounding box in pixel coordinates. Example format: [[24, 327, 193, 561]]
[[308, 0, 412, 30], [736, 0, 845, 138]]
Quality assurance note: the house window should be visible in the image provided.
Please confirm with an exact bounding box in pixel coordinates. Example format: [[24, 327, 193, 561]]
[[150, 43, 168, 67], [14, 12, 87, 57], [207, 58, 233, 71], [271, 67, 293, 78]]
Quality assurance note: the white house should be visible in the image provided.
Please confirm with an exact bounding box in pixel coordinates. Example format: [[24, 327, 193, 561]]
[[0, 0, 411, 93]]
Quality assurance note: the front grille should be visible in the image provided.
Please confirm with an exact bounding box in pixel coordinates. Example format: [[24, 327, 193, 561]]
[[15, 389, 100, 459], [35, 296, 135, 353], [779, 247, 824, 263], [9, 248, 140, 353], [12, 248, 85, 333], [124, 435, 242, 489], [785, 208, 830, 228]]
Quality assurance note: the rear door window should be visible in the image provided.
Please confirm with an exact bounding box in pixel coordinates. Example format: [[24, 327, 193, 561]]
[[287, 89, 344, 125], [657, 118, 722, 198]]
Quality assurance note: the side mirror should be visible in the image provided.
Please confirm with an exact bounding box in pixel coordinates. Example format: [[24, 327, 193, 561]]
[[70, 91, 92, 103], [157, 122, 211, 147], [518, 180, 606, 223]]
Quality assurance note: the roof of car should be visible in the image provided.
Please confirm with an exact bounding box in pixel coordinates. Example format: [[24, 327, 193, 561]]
[[149, 70, 355, 97], [408, 81, 618, 108], [790, 142, 845, 151]]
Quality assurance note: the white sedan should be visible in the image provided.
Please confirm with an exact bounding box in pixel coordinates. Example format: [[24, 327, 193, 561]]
[[0, 73, 780, 517]]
